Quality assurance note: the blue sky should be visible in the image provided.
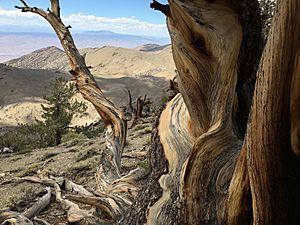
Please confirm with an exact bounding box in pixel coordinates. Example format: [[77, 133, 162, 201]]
[[0, 0, 169, 37]]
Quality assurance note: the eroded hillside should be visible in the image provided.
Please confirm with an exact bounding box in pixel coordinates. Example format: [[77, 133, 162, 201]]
[[5, 44, 175, 79]]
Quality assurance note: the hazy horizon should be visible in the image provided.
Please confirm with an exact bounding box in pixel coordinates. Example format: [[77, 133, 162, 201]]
[[0, 30, 170, 63], [0, 1, 169, 37]]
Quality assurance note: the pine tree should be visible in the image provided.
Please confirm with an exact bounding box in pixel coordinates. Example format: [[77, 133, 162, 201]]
[[40, 77, 87, 146]]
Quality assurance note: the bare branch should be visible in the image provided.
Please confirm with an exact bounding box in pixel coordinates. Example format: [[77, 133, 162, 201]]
[[66, 194, 122, 220], [0, 209, 33, 225], [22, 187, 51, 219], [50, 0, 60, 18], [15, 1, 48, 18], [150, 0, 170, 16], [15, 0, 128, 174], [20, 0, 28, 7], [127, 89, 134, 112]]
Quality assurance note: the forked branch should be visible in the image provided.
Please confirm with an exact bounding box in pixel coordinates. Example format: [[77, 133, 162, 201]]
[[15, 0, 127, 173]]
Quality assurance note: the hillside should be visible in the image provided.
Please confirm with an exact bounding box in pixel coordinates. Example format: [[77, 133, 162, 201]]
[[0, 114, 154, 224], [0, 63, 168, 128], [5, 44, 175, 79]]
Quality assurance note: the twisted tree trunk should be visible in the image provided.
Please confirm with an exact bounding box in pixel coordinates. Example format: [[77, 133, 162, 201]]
[[8, 0, 300, 224], [12, 1, 138, 223], [125, 0, 299, 224], [15, 0, 127, 175]]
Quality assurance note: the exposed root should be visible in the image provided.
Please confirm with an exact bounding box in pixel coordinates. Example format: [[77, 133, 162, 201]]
[[122, 151, 147, 159], [21, 187, 51, 219], [33, 217, 51, 225], [0, 209, 33, 225], [0, 187, 51, 225], [53, 182, 93, 223]]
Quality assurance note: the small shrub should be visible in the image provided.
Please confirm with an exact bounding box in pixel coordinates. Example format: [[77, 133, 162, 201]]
[[135, 124, 148, 130], [61, 132, 86, 143], [62, 138, 81, 148], [0, 123, 51, 152], [138, 159, 151, 174], [16, 163, 40, 177], [160, 94, 169, 107], [142, 128, 152, 134], [40, 152, 59, 161], [74, 121, 105, 139], [0, 77, 88, 151], [67, 162, 93, 174]]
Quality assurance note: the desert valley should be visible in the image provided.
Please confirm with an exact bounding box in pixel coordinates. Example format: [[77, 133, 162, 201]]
[[0, 35, 175, 223], [1, 0, 299, 224]]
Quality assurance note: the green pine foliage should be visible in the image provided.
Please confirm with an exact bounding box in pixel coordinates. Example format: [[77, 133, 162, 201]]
[[40, 77, 87, 145], [0, 77, 88, 151]]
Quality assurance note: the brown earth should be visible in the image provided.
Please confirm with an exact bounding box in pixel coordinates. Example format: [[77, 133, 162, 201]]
[[0, 117, 154, 224]]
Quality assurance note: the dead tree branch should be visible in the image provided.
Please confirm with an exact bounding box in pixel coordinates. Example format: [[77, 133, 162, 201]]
[[0, 209, 33, 225], [126, 89, 153, 127], [50, 0, 60, 18], [21, 187, 51, 219], [15, 0, 127, 176], [150, 0, 170, 16]]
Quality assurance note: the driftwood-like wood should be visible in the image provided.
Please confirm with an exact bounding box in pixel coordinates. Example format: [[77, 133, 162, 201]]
[[147, 0, 297, 224], [0, 209, 33, 225], [53, 182, 94, 223], [147, 94, 194, 224], [33, 217, 51, 225], [21, 187, 51, 219], [0, 188, 51, 225], [147, 0, 249, 223], [246, 0, 300, 223], [126, 89, 152, 127], [15, 1, 140, 223], [13, 0, 300, 224], [15, 0, 127, 176], [227, 144, 251, 225]]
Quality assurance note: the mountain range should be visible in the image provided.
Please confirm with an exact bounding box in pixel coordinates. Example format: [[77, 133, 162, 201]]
[[0, 43, 175, 128], [5, 44, 175, 78], [0, 31, 170, 62]]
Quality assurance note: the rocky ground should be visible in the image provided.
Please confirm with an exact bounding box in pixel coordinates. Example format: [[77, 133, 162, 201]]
[[0, 117, 155, 224]]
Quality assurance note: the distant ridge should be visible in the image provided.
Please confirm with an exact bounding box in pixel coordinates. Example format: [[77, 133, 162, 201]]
[[0, 31, 170, 62], [5, 46, 67, 71], [5, 44, 175, 79], [135, 44, 171, 52]]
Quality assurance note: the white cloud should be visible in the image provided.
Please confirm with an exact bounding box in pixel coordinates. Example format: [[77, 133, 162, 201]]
[[0, 7, 168, 37]]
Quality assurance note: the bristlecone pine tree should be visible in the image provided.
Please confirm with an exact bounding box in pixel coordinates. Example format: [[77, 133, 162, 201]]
[[40, 77, 87, 146], [1, 0, 299, 224]]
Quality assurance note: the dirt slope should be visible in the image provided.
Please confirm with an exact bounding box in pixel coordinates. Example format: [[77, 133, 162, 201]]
[[0, 64, 168, 128], [6, 44, 175, 79]]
